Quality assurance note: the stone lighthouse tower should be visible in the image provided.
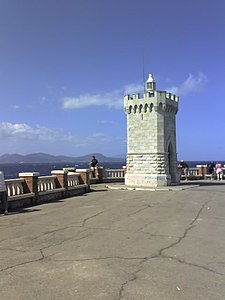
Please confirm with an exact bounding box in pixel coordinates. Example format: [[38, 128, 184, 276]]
[[124, 73, 179, 187]]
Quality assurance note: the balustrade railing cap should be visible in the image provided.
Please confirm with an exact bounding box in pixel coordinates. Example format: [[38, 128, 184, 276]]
[[76, 168, 89, 172], [196, 165, 207, 167], [51, 170, 67, 175], [19, 172, 40, 176], [63, 167, 76, 172], [68, 171, 79, 175]]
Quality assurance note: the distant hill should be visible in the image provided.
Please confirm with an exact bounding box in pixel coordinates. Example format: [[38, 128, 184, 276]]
[[0, 152, 125, 164]]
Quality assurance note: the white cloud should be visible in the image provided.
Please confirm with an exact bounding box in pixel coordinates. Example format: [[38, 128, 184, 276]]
[[10, 105, 20, 109], [62, 90, 123, 110], [0, 122, 73, 142], [91, 133, 106, 138], [61, 83, 145, 111], [167, 72, 207, 96], [99, 120, 116, 125], [61, 73, 207, 111]]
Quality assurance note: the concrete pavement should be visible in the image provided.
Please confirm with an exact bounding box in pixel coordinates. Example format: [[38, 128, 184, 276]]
[[0, 181, 225, 299]]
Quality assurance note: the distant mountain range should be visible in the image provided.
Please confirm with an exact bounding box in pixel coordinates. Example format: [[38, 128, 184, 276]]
[[0, 152, 126, 164]]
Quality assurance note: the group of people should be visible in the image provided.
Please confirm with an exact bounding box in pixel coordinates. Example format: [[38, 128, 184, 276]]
[[179, 160, 224, 181], [207, 161, 223, 181]]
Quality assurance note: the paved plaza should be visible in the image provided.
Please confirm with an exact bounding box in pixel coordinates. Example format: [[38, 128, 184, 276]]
[[1, 181, 225, 299]]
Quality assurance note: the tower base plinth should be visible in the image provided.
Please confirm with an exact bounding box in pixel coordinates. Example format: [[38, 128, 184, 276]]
[[125, 173, 172, 188]]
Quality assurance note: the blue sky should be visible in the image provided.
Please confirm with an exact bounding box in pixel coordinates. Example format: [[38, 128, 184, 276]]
[[0, 0, 225, 160]]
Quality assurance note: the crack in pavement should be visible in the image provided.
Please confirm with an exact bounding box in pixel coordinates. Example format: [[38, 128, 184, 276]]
[[158, 199, 211, 256], [118, 257, 149, 299], [51, 256, 148, 262], [29, 225, 82, 241], [127, 204, 152, 217], [0, 252, 44, 272], [30, 228, 68, 241], [137, 220, 154, 232], [164, 255, 225, 276], [0, 233, 92, 273], [82, 210, 106, 227], [0, 247, 28, 254], [118, 273, 137, 299], [156, 200, 224, 276], [40, 231, 92, 253], [117, 198, 221, 298]]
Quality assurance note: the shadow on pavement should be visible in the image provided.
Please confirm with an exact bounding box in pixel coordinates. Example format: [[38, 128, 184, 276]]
[[90, 189, 109, 193], [1, 208, 41, 216]]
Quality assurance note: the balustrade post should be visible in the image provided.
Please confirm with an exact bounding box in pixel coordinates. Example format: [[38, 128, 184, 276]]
[[76, 169, 90, 191], [51, 170, 68, 195], [19, 172, 40, 204], [196, 165, 207, 179], [97, 166, 103, 183]]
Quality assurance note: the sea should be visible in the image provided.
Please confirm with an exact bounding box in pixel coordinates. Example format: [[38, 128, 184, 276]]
[[0, 162, 126, 179], [0, 160, 224, 180]]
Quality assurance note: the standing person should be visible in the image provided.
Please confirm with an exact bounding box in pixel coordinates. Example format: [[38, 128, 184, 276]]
[[215, 162, 223, 181], [207, 161, 215, 179], [0, 171, 8, 215], [179, 160, 189, 180], [90, 156, 99, 178]]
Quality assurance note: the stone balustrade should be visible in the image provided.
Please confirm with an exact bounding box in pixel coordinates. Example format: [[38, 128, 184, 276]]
[[2, 166, 126, 209], [38, 175, 56, 192], [6, 178, 25, 197], [2, 164, 218, 212], [188, 168, 199, 176], [89, 167, 124, 183], [180, 167, 202, 180], [2, 169, 90, 210], [5, 177, 35, 209], [67, 173, 80, 188], [103, 168, 125, 178]]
